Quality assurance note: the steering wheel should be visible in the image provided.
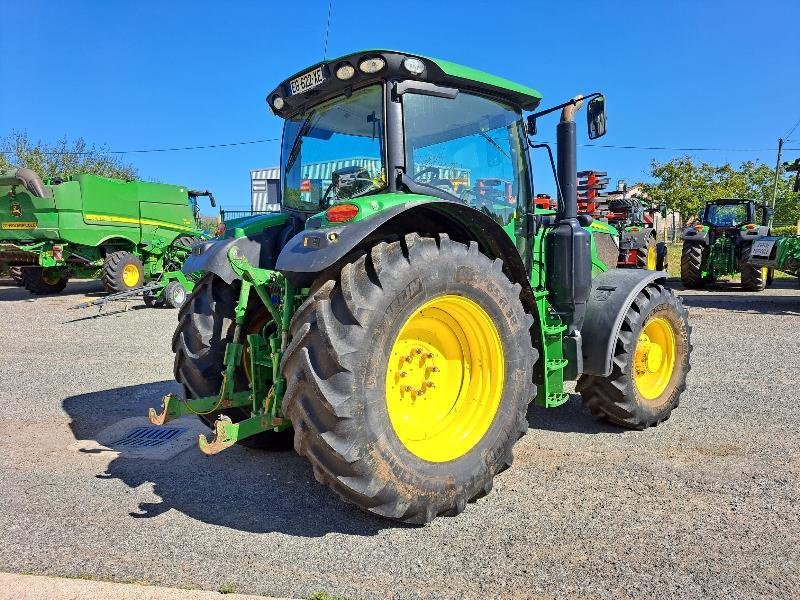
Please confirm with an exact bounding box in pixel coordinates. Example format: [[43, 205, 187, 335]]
[[413, 167, 441, 182]]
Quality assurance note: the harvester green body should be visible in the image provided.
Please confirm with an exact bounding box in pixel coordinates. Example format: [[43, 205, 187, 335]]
[[0, 169, 209, 301], [148, 50, 693, 523]]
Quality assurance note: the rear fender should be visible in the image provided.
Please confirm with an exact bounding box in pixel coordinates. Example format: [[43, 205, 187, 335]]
[[681, 226, 709, 244], [581, 269, 668, 377], [619, 228, 655, 250], [275, 200, 531, 300]]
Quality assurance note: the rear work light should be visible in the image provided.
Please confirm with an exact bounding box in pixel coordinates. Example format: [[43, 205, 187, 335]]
[[326, 203, 359, 223]]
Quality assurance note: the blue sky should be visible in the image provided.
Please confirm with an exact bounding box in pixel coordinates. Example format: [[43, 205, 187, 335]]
[[2, 0, 799, 211]]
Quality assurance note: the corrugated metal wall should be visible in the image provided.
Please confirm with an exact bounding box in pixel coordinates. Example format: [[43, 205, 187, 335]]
[[251, 167, 280, 212]]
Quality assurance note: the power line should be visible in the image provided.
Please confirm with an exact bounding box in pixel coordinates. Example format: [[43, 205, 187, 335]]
[[0, 138, 280, 155], [784, 115, 800, 142]]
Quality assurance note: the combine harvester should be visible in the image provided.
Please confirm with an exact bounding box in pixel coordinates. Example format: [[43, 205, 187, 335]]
[[148, 50, 692, 523], [0, 169, 214, 307]]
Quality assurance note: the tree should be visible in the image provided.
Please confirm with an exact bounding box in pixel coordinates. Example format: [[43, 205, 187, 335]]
[[640, 156, 799, 225], [0, 131, 138, 181]]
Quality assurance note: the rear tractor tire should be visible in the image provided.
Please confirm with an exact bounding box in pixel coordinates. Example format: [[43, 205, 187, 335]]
[[102, 251, 144, 293], [577, 283, 691, 429], [740, 243, 766, 292], [680, 242, 705, 288], [281, 234, 537, 524], [172, 274, 292, 450], [655, 241, 668, 272], [21, 267, 69, 295]]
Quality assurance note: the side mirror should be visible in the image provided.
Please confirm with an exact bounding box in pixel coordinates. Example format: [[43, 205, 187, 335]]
[[587, 96, 607, 139], [526, 115, 538, 136]]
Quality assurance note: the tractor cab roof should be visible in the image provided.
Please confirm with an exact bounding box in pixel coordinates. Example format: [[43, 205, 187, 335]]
[[707, 198, 755, 205], [267, 50, 543, 118]]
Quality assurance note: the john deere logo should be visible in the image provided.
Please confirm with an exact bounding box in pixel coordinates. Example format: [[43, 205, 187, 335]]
[[10, 202, 22, 217]]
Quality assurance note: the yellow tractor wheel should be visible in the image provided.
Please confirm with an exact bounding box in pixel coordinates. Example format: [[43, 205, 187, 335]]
[[282, 234, 537, 524], [577, 282, 691, 429]]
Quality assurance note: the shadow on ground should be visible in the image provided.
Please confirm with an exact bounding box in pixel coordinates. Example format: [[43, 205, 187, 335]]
[[527, 394, 625, 435], [62, 381, 391, 538], [677, 280, 800, 315]]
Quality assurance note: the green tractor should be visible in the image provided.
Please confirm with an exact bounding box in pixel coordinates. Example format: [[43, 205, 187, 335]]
[[149, 50, 692, 523], [680, 198, 771, 291], [0, 169, 213, 305]]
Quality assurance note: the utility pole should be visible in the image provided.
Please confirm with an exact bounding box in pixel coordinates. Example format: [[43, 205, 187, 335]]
[[771, 138, 784, 213]]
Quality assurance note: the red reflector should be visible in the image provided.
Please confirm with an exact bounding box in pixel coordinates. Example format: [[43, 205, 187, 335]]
[[746, 223, 756, 230], [52, 245, 63, 261], [300, 179, 311, 192], [630, 227, 640, 231], [216, 222, 226, 236], [326, 203, 359, 223], [694, 225, 704, 230]]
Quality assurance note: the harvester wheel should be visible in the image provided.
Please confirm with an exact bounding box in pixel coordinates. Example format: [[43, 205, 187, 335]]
[[638, 235, 657, 270], [9, 267, 24, 286], [680, 242, 705, 288], [577, 283, 691, 429], [102, 251, 144, 293], [21, 267, 69, 295], [740, 243, 766, 292], [281, 234, 536, 524], [172, 274, 292, 450]]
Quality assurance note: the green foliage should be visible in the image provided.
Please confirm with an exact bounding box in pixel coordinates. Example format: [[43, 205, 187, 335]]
[[0, 130, 138, 181], [772, 225, 799, 236], [639, 156, 800, 225], [308, 592, 353, 600], [197, 215, 220, 235], [218, 582, 236, 594]]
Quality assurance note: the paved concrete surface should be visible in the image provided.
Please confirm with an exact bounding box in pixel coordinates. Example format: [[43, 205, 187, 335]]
[[0, 277, 798, 599], [0, 571, 282, 599]]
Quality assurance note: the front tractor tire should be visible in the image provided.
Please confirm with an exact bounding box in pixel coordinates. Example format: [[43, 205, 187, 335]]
[[102, 251, 144, 293], [280, 234, 537, 524], [21, 267, 69, 295], [680, 242, 705, 288], [172, 274, 292, 450], [739, 242, 766, 292], [577, 283, 691, 429]]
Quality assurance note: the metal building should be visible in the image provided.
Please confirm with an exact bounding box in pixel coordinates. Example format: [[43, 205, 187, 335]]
[[251, 167, 280, 212]]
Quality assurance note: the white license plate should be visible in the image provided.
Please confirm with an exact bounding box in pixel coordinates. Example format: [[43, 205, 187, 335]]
[[750, 239, 775, 258], [289, 66, 325, 95]]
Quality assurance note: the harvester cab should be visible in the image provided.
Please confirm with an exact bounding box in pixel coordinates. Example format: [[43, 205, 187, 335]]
[[154, 50, 692, 524], [680, 198, 770, 290]]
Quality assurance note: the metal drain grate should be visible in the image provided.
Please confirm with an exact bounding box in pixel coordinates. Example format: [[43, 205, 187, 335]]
[[112, 426, 186, 448]]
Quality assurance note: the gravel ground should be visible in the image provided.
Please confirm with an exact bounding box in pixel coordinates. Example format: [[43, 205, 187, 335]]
[[0, 277, 798, 599]]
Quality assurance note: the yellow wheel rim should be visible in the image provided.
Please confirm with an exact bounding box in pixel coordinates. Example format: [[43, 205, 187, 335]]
[[647, 245, 657, 270], [385, 295, 504, 463], [633, 317, 676, 401], [122, 264, 141, 287]]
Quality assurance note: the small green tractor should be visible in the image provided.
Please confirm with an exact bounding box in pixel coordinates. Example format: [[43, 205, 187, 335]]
[[680, 198, 771, 291], [0, 170, 213, 306], [149, 50, 692, 523]]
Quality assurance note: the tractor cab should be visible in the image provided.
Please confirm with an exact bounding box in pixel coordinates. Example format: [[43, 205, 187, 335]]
[[702, 199, 756, 231]]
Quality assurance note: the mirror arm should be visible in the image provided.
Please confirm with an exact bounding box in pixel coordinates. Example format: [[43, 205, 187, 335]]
[[528, 141, 564, 206], [528, 92, 604, 122]]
